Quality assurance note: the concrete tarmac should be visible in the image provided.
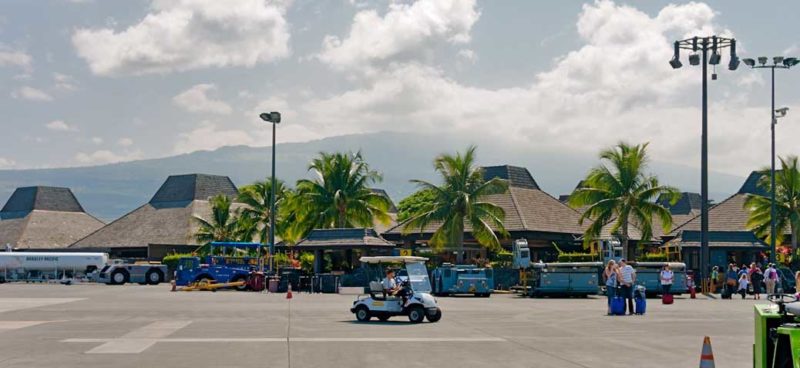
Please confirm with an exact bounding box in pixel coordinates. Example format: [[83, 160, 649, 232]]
[[0, 284, 760, 368]]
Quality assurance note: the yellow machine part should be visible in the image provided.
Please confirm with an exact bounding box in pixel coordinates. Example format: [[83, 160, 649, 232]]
[[180, 280, 246, 292]]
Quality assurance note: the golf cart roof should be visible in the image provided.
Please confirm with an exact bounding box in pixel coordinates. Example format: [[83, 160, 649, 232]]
[[359, 256, 429, 264]]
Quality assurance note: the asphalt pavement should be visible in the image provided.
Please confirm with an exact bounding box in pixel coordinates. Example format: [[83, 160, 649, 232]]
[[0, 283, 760, 368]]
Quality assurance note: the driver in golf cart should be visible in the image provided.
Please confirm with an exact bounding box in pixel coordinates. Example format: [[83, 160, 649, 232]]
[[382, 269, 408, 305]]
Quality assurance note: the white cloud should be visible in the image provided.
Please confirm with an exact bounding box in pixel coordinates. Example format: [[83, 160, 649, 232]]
[[457, 49, 476, 62], [173, 122, 255, 154], [45, 120, 79, 132], [11, 86, 53, 101], [53, 73, 78, 91], [300, 1, 778, 176], [118, 137, 134, 147], [71, 0, 291, 76], [74, 149, 142, 165], [318, 0, 480, 70], [172, 83, 233, 114], [0, 157, 15, 169], [0, 46, 32, 70], [91, 137, 104, 144]]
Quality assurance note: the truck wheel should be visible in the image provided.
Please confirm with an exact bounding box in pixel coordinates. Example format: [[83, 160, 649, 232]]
[[145, 269, 163, 285], [110, 270, 129, 285], [408, 305, 425, 323], [426, 308, 442, 323], [231, 276, 249, 291], [355, 306, 371, 322]]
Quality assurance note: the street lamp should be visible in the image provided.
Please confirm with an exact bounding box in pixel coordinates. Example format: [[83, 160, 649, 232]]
[[670, 36, 738, 286], [741, 56, 798, 265], [259, 111, 281, 272]]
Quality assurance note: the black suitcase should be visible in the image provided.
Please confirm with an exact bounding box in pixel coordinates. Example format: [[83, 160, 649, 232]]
[[720, 288, 731, 299]]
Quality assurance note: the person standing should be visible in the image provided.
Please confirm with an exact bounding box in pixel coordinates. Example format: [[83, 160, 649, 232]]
[[764, 264, 778, 295], [660, 264, 674, 295], [710, 266, 719, 294], [749, 262, 763, 300], [725, 264, 738, 299], [738, 273, 750, 299], [604, 260, 620, 315], [619, 259, 636, 315]]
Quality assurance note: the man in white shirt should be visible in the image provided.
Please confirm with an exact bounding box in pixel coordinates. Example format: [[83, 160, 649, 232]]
[[619, 259, 636, 315], [764, 264, 779, 295], [382, 269, 407, 305]]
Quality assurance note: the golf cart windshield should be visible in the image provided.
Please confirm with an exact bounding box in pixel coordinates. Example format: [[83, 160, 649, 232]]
[[405, 262, 432, 293]]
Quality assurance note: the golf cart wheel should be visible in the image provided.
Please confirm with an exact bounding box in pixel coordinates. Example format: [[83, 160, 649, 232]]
[[377, 316, 390, 322], [426, 308, 442, 323], [408, 306, 425, 323], [355, 306, 371, 322], [231, 276, 249, 291]]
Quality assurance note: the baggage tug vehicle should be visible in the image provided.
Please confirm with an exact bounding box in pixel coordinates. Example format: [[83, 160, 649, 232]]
[[754, 294, 800, 367]]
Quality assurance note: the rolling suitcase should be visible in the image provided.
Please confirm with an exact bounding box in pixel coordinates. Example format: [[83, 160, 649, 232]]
[[634, 296, 646, 315], [611, 296, 625, 316], [662, 293, 673, 304]]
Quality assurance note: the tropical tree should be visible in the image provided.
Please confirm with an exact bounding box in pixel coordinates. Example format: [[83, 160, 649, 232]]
[[568, 142, 680, 260], [744, 155, 800, 252], [397, 188, 436, 222], [237, 179, 290, 244], [402, 146, 509, 264], [194, 194, 239, 254], [290, 151, 392, 235]]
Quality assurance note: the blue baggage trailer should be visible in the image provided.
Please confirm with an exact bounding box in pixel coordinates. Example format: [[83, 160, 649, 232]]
[[529, 262, 602, 297], [431, 264, 494, 297], [632, 262, 688, 296]]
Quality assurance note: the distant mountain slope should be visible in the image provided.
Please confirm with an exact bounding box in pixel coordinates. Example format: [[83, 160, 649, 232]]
[[0, 132, 746, 221]]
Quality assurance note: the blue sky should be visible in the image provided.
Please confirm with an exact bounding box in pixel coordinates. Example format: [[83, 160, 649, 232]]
[[1, 0, 799, 177]]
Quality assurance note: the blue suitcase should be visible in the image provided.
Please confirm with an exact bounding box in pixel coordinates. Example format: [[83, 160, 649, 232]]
[[635, 297, 646, 315], [611, 296, 625, 315]]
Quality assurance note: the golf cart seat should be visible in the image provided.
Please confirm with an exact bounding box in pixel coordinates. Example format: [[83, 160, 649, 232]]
[[369, 281, 387, 300], [787, 303, 800, 316]]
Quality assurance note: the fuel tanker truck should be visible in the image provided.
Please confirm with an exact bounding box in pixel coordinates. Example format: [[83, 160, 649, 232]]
[[0, 252, 108, 282]]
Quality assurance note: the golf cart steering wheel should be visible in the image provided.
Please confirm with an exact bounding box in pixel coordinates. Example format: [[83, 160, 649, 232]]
[[768, 293, 799, 305]]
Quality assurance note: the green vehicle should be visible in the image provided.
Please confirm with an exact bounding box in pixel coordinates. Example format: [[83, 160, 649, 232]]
[[754, 294, 800, 368]]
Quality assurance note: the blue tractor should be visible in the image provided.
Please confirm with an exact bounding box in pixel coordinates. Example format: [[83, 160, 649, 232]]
[[175, 242, 264, 291]]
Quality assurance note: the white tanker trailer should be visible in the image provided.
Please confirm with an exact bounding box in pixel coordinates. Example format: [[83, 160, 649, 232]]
[[0, 252, 109, 281]]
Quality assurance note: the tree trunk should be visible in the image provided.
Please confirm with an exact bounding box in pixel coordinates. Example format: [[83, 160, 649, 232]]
[[792, 223, 798, 256], [621, 219, 632, 261], [455, 230, 465, 264]]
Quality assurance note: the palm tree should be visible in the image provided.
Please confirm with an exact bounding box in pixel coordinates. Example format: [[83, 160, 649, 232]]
[[744, 155, 800, 252], [237, 179, 289, 244], [291, 151, 392, 235], [568, 142, 679, 260], [402, 146, 508, 264], [194, 194, 238, 254]]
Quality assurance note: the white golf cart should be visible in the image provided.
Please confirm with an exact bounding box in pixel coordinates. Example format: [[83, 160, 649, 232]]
[[350, 256, 442, 323]]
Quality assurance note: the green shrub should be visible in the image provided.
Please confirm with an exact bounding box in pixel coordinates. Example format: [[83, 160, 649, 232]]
[[162, 253, 193, 270], [557, 252, 598, 263], [299, 252, 315, 273], [490, 251, 514, 268], [638, 253, 667, 262]]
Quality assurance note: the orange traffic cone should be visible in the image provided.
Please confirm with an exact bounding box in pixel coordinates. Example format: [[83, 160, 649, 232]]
[[699, 336, 715, 368], [286, 283, 293, 299]]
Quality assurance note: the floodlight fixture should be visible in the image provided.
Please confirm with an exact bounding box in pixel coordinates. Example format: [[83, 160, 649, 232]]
[[743, 58, 756, 67], [774, 56, 784, 65], [670, 41, 682, 69], [689, 54, 700, 66], [758, 57, 768, 65], [775, 107, 789, 118]]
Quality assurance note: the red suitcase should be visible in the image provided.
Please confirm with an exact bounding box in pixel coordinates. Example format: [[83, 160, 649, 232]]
[[662, 294, 674, 304]]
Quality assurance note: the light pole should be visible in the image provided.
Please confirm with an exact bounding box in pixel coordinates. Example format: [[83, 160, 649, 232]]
[[670, 36, 739, 285], [259, 111, 281, 272], [741, 56, 799, 265]]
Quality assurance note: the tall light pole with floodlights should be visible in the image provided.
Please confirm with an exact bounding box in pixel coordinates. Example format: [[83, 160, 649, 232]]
[[259, 111, 281, 272], [741, 56, 799, 265], [670, 36, 739, 285]]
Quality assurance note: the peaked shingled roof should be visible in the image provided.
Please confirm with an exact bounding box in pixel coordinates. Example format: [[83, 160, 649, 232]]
[[738, 170, 771, 197], [294, 228, 395, 249], [384, 165, 584, 236], [70, 174, 239, 250], [0, 186, 104, 249], [658, 192, 702, 216]]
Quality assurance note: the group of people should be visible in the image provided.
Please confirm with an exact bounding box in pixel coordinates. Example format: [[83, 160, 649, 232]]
[[604, 260, 674, 315], [721, 262, 787, 300]]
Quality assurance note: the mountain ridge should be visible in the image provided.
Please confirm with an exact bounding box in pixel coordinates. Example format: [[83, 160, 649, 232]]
[[0, 131, 747, 221]]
